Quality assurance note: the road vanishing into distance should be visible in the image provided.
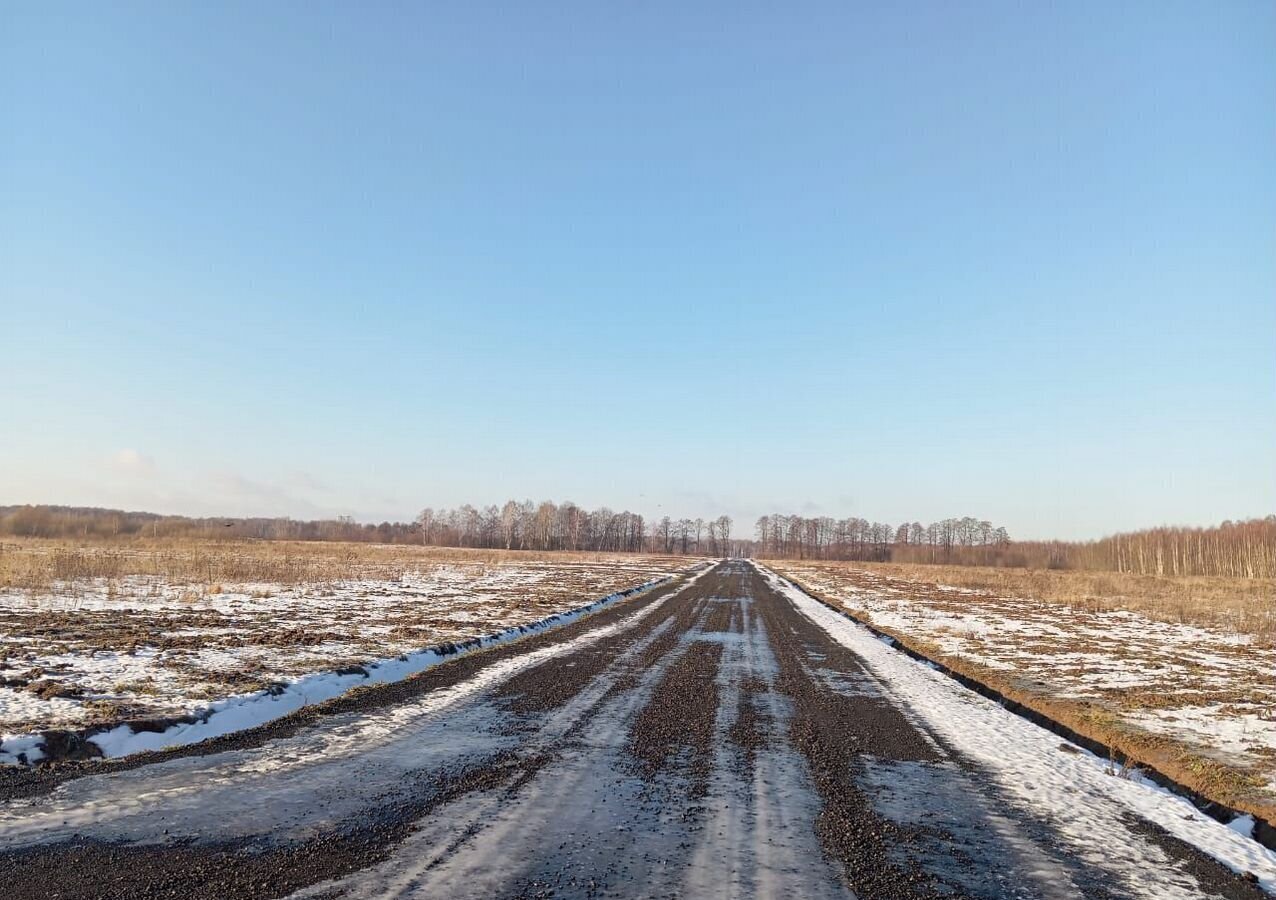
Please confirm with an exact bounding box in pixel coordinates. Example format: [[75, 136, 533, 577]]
[[0, 561, 1268, 899]]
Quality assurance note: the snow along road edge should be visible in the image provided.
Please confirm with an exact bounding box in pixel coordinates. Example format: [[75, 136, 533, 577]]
[[0, 566, 706, 766], [753, 560, 1276, 894]]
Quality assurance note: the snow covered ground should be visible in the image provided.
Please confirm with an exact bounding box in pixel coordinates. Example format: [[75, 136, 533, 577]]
[[758, 564, 1276, 894], [0, 556, 696, 760], [768, 561, 1276, 801]]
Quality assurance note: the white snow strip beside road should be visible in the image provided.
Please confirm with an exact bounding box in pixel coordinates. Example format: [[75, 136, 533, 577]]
[[0, 573, 686, 766], [0, 564, 720, 851], [755, 562, 1276, 895]]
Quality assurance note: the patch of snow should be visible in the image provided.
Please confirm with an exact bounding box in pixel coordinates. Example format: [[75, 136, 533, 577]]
[[0, 556, 700, 736], [0, 733, 45, 765], [1, 572, 690, 763], [1230, 815, 1257, 839], [0, 564, 721, 852], [757, 563, 1276, 894], [775, 562, 1276, 787]]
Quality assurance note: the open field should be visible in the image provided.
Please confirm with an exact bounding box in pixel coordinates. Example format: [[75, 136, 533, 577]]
[[855, 560, 1276, 636], [767, 559, 1276, 822], [0, 538, 671, 592], [0, 539, 695, 756], [3, 549, 1275, 896], [1, 561, 1272, 899]]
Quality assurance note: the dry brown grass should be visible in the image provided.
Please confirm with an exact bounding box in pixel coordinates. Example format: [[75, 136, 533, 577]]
[[776, 566, 1276, 822], [849, 560, 1276, 638], [0, 537, 683, 595]]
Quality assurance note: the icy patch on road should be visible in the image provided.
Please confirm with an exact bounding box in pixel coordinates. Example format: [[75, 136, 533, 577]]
[[286, 561, 842, 900], [684, 589, 845, 899], [757, 563, 1276, 895], [859, 758, 1093, 898]]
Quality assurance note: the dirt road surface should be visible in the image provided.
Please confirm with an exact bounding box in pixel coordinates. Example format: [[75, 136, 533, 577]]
[[0, 561, 1267, 899]]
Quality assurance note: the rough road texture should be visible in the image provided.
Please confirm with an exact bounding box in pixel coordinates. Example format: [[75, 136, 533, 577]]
[[0, 562, 1264, 899]]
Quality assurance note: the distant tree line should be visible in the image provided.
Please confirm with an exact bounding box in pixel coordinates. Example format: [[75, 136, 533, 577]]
[[0, 505, 418, 544], [414, 502, 737, 555], [752, 512, 1276, 577], [0, 503, 740, 556], [2, 505, 1271, 578], [1028, 518, 1276, 578], [754, 515, 1011, 563]]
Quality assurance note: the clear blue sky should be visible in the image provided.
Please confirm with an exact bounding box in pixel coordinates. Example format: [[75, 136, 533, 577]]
[[2, 1, 1273, 540]]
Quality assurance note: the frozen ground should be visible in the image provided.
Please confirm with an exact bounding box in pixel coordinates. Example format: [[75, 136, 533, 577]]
[[757, 565, 1276, 896], [0, 557, 695, 753], [1, 561, 1270, 899], [770, 561, 1276, 800]]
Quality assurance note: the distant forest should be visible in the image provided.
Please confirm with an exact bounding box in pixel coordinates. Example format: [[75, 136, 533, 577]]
[[1, 504, 1272, 578], [751, 513, 1276, 578]]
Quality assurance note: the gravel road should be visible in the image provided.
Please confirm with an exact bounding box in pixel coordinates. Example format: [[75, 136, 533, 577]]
[[0, 561, 1266, 899]]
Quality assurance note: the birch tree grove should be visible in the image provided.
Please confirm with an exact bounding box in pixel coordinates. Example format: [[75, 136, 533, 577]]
[[414, 502, 651, 553], [752, 514, 1011, 564], [1064, 519, 1276, 578]]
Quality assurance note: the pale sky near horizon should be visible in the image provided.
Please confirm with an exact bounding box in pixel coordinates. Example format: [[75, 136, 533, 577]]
[[2, 2, 1274, 541]]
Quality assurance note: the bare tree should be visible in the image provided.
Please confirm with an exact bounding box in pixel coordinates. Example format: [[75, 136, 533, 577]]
[[415, 508, 435, 546], [500, 500, 519, 550]]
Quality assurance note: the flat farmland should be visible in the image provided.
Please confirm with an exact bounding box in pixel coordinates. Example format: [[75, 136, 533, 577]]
[[0, 541, 695, 760], [2, 560, 1272, 899], [769, 559, 1276, 822]]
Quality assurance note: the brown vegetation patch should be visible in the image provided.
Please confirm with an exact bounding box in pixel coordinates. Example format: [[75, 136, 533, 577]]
[[0, 536, 694, 594], [848, 560, 1276, 638], [0, 543, 698, 734], [26, 679, 83, 700], [780, 569, 1276, 825], [0, 572, 692, 801]]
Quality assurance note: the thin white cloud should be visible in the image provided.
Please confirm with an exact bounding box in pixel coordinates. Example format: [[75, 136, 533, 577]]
[[111, 449, 155, 474]]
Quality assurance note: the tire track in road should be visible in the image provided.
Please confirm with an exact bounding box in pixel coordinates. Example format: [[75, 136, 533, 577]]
[[749, 562, 1051, 899], [628, 638, 723, 795]]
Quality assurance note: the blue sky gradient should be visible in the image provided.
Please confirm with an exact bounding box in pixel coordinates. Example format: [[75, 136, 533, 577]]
[[3, 1, 1273, 539]]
